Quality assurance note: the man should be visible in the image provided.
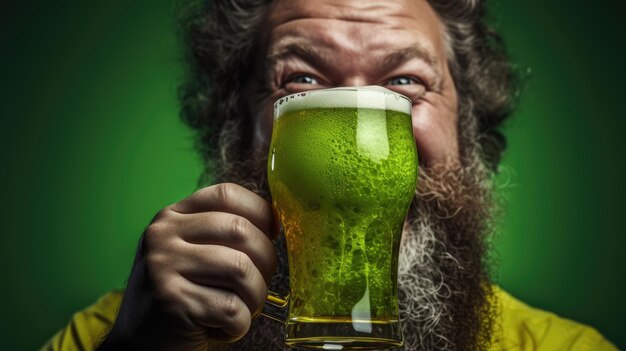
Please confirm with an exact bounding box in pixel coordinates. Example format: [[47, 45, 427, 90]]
[[43, 0, 617, 350]]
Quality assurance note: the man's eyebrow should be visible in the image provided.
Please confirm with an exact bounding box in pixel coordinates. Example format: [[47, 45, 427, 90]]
[[266, 41, 443, 89], [380, 46, 443, 87], [269, 42, 438, 70], [267, 41, 331, 69]]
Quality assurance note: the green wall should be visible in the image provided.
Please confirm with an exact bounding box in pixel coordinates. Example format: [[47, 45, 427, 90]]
[[494, 2, 625, 349], [1, 1, 624, 349]]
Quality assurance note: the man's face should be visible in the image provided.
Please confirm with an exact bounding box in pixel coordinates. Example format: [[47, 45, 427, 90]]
[[227, 1, 495, 350], [247, 0, 459, 167]]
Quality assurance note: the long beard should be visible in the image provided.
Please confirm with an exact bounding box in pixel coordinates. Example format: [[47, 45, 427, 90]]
[[207, 123, 496, 350], [397, 159, 496, 350]]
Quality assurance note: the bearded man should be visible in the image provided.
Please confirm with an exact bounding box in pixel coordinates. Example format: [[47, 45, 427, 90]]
[[42, 0, 617, 350]]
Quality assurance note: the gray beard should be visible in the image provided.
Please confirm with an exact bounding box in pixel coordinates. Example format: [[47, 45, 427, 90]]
[[208, 132, 496, 351]]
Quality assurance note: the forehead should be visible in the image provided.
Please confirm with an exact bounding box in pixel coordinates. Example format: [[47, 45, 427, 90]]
[[265, 0, 448, 63]]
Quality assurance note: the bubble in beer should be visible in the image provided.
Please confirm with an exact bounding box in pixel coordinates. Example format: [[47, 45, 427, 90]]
[[268, 86, 417, 322]]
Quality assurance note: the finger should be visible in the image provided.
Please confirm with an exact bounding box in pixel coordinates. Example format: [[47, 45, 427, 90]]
[[176, 277, 252, 341], [174, 244, 269, 316], [174, 212, 277, 282], [172, 183, 274, 237]]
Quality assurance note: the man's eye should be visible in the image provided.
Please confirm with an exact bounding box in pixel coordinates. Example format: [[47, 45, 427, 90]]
[[289, 75, 319, 85], [385, 76, 428, 102], [387, 77, 419, 85]]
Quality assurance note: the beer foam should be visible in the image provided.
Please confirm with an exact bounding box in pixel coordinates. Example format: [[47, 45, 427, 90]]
[[274, 86, 412, 118]]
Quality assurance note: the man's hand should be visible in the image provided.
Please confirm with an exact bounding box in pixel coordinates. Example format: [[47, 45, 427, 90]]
[[97, 183, 277, 351]]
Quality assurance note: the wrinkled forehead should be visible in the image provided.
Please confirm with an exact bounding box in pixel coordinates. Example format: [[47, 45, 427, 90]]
[[263, 0, 448, 60]]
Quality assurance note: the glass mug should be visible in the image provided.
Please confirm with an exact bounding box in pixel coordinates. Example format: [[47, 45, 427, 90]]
[[263, 86, 417, 349]]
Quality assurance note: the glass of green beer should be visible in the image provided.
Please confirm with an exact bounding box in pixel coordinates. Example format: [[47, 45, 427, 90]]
[[264, 86, 417, 349]]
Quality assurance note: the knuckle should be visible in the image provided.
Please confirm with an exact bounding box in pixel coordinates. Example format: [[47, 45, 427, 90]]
[[228, 216, 251, 243], [144, 223, 161, 238], [143, 223, 165, 250], [152, 207, 171, 222], [214, 183, 235, 205], [145, 251, 168, 271], [212, 293, 251, 340], [223, 293, 243, 319], [231, 251, 252, 282]]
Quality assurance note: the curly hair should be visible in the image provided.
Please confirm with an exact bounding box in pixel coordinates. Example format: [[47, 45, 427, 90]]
[[178, 0, 519, 183]]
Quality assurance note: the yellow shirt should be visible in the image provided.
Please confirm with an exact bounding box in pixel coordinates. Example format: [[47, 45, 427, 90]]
[[41, 287, 618, 351]]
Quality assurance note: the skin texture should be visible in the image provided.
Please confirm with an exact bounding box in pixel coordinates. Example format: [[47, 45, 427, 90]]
[[97, 0, 460, 349], [97, 183, 279, 351], [248, 0, 459, 167]]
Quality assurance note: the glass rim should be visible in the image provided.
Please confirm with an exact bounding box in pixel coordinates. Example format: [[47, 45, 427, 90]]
[[273, 86, 413, 115]]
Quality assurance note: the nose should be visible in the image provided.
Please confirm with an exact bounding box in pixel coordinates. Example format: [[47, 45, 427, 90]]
[[340, 76, 370, 87]]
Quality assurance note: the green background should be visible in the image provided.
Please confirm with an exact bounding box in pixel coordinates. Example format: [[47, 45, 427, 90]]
[[1, 0, 624, 349]]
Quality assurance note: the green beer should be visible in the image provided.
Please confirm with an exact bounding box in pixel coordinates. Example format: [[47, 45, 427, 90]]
[[267, 87, 417, 349]]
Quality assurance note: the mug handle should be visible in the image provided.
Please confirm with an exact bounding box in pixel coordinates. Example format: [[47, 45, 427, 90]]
[[260, 290, 289, 323]]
